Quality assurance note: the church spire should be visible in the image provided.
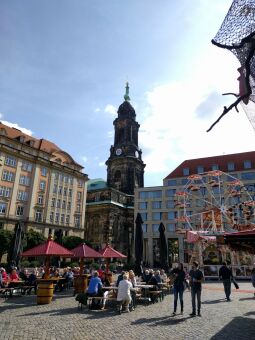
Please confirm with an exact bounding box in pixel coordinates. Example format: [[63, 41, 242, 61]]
[[124, 82, 130, 101]]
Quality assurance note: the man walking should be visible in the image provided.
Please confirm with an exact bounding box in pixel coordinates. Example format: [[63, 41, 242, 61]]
[[219, 262, 233, 301], [189, 261, 204, 317]]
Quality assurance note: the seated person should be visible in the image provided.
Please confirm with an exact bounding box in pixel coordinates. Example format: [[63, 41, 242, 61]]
[[155, 270, 162, 284], [19, 268, 28, 282], [116, 271, 126, 287], [0, 268, 7, 287], [142, 269, 152, 283], [87, 271, 103, 309], [148, 271, 160, 302], [23, 270, 37, 295], [117, 273, 133, 312], [9, 269, 20, 281], [160, 269, 168, 282], [101, 272, 111, 309]]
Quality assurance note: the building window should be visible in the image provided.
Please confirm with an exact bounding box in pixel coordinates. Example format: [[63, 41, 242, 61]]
[[0, 186, 11, 198], [140, 212, 147, 221], [181, 178, 188, 185], [139, 202, 147, 210], [64, 176, 69, 183], [2, 170, 15, 182], [212, 164, 219, 170], [227, 162, 235, 171], [0, 203, 7, 214], [77, 192, 82, 201], [58, 186, 62, 195], [166, 189, 176, 197], [5, 155, 17, 167], [167, 223, 175, 232], [152, 224, 160, 233], [166, 200, 175, 208], [53, 184, 57, 193], [22, 162, 33, 172], [16, 206, 24, 216], [51, 198, 56, 207], [152, 212, 162, 220], [78, 180, 83, 188], [67, 202, 71, 210], [62, 200, 66, 209], [50, 212, 54, 222], [197, 166, 204, 174], [19, 175, 30, 186], [75, 216, 81, 227], [69, 189, 72, 197], [66, 215, 70, 224], [40, 180, 46, 191], [61, 214, 65, 224], [69, 177, 73, 185], [55, 213, 59, 223], [38, 195, 44, 205], [167, 179, 177, 186], [76, 204, 81, 212], [168, 211, 177, 220], [35, 209, 42, 222], [142, 224, 147, 233], [57, 199, 61, 208], [17, 191, 28, 201], [139, 191, 162, 199], [63, 187, 67, 196], [41, 167, 48, 176], [183, 168, 189, 176], [244, 160, 252, 169], [152, 201, 162, 209]]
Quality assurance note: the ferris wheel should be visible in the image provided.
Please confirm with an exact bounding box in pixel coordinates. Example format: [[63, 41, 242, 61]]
[[174, 170, 255, 235]]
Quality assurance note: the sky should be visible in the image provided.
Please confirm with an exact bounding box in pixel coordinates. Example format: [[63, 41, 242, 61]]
[[0, 0, 255, 187]]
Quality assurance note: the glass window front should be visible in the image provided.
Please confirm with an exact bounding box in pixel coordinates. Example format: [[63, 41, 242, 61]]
[[152, 201, 161, 209], [139, 202, 147, 210]]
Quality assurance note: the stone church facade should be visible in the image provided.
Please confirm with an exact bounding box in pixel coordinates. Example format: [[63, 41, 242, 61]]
[[85, 84, 145, 261]]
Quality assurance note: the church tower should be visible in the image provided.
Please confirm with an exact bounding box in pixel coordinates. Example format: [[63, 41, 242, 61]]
[[106, 83, 145, 195]]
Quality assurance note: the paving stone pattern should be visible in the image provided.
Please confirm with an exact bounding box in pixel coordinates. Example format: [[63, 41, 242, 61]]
[[0, 282, 254, 340]]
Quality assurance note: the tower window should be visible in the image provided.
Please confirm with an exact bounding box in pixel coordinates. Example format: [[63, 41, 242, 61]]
[[114, 170, 121, 182]]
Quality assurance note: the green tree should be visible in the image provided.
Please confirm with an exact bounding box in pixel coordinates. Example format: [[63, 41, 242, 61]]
[[0, 229, 14, 262], [23, 229, 46, 251], [62, 236, 85, 250]]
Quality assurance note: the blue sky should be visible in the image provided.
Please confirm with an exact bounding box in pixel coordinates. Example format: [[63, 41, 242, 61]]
[[1, 0, 254, 186]]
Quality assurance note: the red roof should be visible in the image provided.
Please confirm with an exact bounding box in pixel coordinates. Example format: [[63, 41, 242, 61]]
[[164, 151, 255, 179], [21, 239, 73, 257], [71, 243, 102, 258], [100, 244, 127, 258]]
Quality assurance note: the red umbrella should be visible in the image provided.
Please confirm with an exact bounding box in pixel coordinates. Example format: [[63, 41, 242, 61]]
[[71, 243, 101, 275], [21, 235, 73, 279], [100, 244, 126, 273]]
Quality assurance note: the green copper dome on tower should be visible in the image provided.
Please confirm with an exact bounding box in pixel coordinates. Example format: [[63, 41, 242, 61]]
[[124, 82, 130, 101]]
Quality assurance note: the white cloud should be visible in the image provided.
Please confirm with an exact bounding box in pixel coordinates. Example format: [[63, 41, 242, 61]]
[[98, 161, 105, 167], [104, 104, 116, 116], [140, 47, 255, 181], [81, 156, 88, 163], [1, 120, 33, 136], [95, 107, 100, 112]]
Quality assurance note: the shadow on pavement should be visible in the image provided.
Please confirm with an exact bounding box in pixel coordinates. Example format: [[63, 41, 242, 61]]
[[211, 317, 255, 340], [239, 297, 255, 301], [131, 315, 190, 327], [245, 311, 255, 317], [202, 299, 226, 305]]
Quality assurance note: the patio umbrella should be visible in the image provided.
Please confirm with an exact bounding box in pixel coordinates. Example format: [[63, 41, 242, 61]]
[[158, 222, 169, 272], [71, 243, 102, 275], [8, 222, 24, 271], [100, 243, 127, 273], [21, 234, 73, 279], [135, 213, 144, 276]]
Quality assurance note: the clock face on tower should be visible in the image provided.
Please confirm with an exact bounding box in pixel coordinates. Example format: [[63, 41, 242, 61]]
[[115, 148, 122, 156]]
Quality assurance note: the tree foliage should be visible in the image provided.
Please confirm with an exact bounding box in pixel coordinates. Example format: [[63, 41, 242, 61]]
[[62, 236, 85, 250], [23, 229, 46, 251], [0, 229, 14, 262]]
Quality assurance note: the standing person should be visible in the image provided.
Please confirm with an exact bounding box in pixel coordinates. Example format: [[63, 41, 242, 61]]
[[189, 261, 204, 317], [251, 266, 255, 297], [171, 263, 186, 316], [219, 262, 233, 301]]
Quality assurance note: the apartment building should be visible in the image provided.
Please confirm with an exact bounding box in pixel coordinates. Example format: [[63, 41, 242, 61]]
[[135, 151, 255, 267], [0, 122, 88, 238]]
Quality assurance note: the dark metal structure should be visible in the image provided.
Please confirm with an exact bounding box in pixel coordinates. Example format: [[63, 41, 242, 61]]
[[158, 222, 169, 272], [134, 213, 144, 276]]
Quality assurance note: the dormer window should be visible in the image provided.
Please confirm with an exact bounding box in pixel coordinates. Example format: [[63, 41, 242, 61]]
[[227, 162, 235, 171], [183, 168, 189, 176]]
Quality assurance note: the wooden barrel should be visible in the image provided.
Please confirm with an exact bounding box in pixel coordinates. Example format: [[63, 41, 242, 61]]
[[37, 282, 54, 305], [74, 275, 88, 294]]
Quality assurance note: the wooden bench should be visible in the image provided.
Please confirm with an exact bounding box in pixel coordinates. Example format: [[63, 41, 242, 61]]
[[149, 290, 163, 302], [0, 288, 14, 299]]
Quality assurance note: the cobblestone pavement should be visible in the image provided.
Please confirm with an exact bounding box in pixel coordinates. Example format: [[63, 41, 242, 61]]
[[0, 282, 254, 340]]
